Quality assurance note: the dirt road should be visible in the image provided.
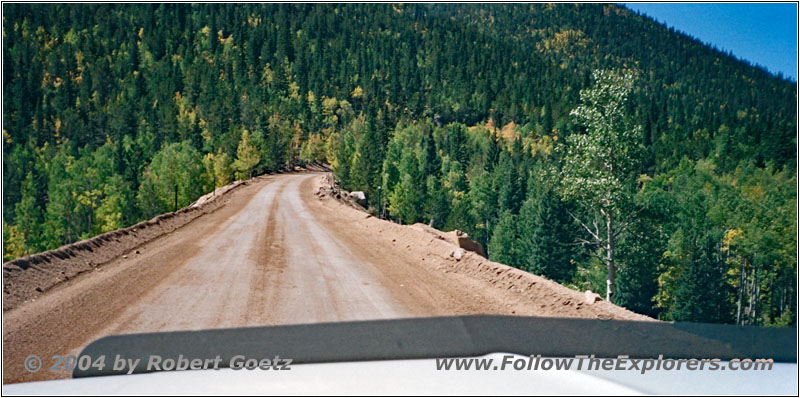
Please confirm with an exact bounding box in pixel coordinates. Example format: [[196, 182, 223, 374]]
[[3, 173, 648, 383]]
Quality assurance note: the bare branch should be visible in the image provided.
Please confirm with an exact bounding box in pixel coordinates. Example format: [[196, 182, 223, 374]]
[[567, 210, 601, 242]]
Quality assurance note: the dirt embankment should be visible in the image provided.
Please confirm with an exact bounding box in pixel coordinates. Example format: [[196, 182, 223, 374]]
[[311, 175, 652, 322], [4, 170, 649, 319], [2, 180, 248, 312], [3, 171, 650, 385]]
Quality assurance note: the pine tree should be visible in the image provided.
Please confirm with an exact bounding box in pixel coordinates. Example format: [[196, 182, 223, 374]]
[[387, 147, 423, 223], [388, 174, 421, 224], [467, 170, 497, 248], [494, 152, 523, 214], [668, 231, 733, 323], [489, 210, 519, 267], [614, 181, 673, 318], [137, 141, 204, 217], [13, 172, 42, 255], [234, 129, 261, 179], [94, 175, 131, 234], [517, 187, 581, 283], [423, 175, 450, 229]]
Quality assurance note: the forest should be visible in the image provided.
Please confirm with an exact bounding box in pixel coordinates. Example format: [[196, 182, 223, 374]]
[[2, 3, 796, 325]]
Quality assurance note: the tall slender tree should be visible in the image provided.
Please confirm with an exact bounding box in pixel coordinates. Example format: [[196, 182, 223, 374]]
[[557, 69, 644, 302]]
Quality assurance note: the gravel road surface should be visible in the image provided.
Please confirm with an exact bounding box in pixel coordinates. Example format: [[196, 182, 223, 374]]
[[3, 173, 648, 383]]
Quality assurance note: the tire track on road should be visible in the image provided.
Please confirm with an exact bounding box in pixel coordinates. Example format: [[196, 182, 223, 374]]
[[245, 178, 288, 323]]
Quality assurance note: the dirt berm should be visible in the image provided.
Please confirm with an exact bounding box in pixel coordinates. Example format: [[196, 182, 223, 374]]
[[312, 175, 652, 322], [2, 180, 248, 312]]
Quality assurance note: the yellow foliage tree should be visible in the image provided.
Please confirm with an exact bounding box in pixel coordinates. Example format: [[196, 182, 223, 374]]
[[234, 130, 260, 179]]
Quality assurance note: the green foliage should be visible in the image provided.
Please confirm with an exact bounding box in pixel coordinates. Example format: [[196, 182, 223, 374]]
[[572, 257, 610, 295], [649, 159, 796, 324], [385, 137, 424, 223], [1, 4, 795, 326], [3, 222, 27, 262], [423, 175, 450, 229], [94, 175, 132, 234], [387, 174, 422, 224], [560, 69, 644, 210], [13, 172, 43, 254], [233, 130, 260, 180], [518, 187, 582, 284], [494, 152, 524, 214], [39, 143, 125, 246], [137, 141, 205, 217], [488, 211, 521, 267], [299, 133, 327, 164], [614, 181, 674, 318], [348, 118, 384, 206], [382, 123, 426, 222], [258, 115, 294, 173], [467, 170, 498, 249], [213, 149, 233, 188], [557, 68, 644, 303]]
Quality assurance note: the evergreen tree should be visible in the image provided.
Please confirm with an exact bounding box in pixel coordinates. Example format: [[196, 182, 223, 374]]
[[494, 152, 523, 214], [13, 172, 43, 255], [614, 178, 674, 318], [467, 170, 497, 248], [667, 230, 733, 323], [517, 187, 581, 283], [387, 148, 423, 224], [233, 130, 261, 179], [94, 175, 132, 234], [488, 210, 520, 267], [137, 141, 204, 217], [423, 175, 449, 229], [1, 3, 795, 326]]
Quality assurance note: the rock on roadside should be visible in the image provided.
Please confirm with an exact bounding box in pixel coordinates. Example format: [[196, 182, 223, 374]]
[[585, 290, 602, 305]]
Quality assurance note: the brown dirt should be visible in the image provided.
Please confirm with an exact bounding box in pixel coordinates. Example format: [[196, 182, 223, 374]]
[[306, 174, 652, 322], [3, 172, 650, 384], [2, 180, 248, 312]]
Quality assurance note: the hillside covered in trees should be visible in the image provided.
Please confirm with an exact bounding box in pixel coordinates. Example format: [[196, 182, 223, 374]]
[[3, 3, 796, 325]]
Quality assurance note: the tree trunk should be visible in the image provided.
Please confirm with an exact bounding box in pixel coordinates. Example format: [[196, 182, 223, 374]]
[[605, 212, 615, 303], [751, 266, 759, 324], [736, 266, 746, 325]]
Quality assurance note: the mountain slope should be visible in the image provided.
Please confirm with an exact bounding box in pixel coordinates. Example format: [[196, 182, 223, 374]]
[[2, 3, 796, 325]]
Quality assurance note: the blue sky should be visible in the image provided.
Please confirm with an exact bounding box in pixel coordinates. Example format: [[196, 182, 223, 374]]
[[620, 3, 798, 81]]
